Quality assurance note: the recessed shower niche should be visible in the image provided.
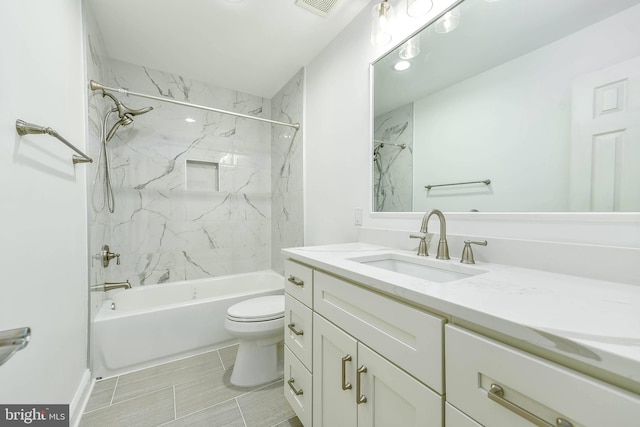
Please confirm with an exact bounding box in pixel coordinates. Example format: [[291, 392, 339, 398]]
[[185, 159, 220, 192]]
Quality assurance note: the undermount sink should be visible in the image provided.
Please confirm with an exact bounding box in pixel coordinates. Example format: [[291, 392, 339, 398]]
[[348, 252, 486, 283]]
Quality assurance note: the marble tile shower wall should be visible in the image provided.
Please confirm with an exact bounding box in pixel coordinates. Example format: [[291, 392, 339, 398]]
[[85, 8, 303, 290], [98, 59, 274, 286], [374, 104, 413, 212], [270, 69, 304, 274]]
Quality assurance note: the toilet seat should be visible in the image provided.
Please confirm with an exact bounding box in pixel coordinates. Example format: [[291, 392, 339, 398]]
[[226, 295, 284, 322]]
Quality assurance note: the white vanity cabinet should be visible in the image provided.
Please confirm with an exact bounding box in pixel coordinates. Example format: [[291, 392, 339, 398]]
[[313, 313, 442, 427], [283, 246, 640, 427], [445, 325, 640, 427], [312, 271, 444, 427], [283, 260, 314, 427]]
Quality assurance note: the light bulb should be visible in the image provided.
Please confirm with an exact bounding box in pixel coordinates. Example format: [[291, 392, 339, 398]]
[[371, 0, 393, 46], [399, 37, 420, 60], [407, 0, 433, 17], [393, 60, 411, 71], [434, 8, 461, 34]]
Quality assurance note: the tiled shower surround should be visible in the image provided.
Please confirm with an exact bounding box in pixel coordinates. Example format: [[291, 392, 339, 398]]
[[373, 104, 413, 212], [85, 0, 304, 304], [87, 58, 303, 287]]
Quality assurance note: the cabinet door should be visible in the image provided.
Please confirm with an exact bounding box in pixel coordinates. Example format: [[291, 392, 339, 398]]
[[357, 343, 442, 427], [313, 313, 358, 427]]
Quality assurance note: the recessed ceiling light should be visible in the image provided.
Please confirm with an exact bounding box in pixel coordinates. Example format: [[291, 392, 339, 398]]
[[185, 118, 196, 123], [393, 60, 411, 71]]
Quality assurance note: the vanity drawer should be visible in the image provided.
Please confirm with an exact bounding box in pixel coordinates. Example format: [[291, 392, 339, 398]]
[[285, 293, 313, 371], [284, 346, 312, 427], [446, 403, 482, 427], [314, 271, 444, 393], [284, 259, 313, 307], [446, 325, 640, 427]]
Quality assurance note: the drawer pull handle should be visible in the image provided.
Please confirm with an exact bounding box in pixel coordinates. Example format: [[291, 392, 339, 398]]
[[287, 323, 304, 336], [488, 384, 573, 427], [287, 378, 304, 396], [341, 355, 352, 390], [356, 365, 367, 404], [287, 275, 304, 287]]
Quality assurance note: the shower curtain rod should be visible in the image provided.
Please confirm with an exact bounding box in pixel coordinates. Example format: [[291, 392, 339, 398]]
[[89, 80, 300, 130]]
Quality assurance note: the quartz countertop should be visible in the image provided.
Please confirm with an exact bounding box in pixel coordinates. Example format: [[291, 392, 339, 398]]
[[283, 243, 640, 390]]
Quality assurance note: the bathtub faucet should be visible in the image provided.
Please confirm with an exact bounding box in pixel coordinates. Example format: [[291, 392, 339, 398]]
[[90, 280, 131, 292]]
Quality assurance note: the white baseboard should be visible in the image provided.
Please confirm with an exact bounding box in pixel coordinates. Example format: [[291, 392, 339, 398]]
[[69, 369, 94, 427]]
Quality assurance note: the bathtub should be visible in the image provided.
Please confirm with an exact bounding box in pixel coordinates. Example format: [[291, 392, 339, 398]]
[[92, 270, 284, 378]]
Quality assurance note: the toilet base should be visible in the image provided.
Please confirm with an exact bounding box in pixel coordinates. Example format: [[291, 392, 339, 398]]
[[230, 340, 284, 387]]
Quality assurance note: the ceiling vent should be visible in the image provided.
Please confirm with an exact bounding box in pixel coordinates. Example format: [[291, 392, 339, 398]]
[[295, 0, 339, 17]]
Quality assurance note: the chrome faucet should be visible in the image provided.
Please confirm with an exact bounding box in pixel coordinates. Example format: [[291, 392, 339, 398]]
[[410, 209, 450, 259], [90, 281, 131, 292]]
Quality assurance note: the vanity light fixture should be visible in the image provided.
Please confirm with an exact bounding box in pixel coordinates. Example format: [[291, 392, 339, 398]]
[[407, 0, 433, 17], [371, 0, 393, 46], [434, 8, 461, 33], [393, 60, 412, 71], [399, 36, 420, 60]]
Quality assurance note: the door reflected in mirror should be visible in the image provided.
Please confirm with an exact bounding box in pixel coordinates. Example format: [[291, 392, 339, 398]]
[[372, 0, 640, 213]]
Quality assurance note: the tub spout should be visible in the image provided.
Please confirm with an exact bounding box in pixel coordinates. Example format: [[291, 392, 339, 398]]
[[91, 281, 131, 292]]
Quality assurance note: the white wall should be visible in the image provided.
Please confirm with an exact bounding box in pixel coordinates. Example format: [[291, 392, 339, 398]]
[[304, 0, 640, 250], [0, 0, 89, 417]]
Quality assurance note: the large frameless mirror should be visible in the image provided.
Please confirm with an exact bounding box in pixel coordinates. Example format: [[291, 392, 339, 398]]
[[372, 0, 640, 213]]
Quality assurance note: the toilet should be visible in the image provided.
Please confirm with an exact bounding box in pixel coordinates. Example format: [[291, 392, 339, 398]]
[[224, 294, 285, 387]]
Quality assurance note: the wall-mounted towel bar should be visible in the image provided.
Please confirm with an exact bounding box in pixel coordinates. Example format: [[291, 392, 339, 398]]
[[425, 179, 491, 190], [0, 327, 30, 367], [16, 119, 93, 165]]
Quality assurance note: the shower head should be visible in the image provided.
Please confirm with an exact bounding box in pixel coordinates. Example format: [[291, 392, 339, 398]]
[[103, 92, 153, 119], [101, 91, 153, 142]]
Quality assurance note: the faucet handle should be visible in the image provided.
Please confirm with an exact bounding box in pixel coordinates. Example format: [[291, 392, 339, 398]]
[[460, 240, 487, 264], [100, 244, 121, 268], [410, 233, 429, 256]]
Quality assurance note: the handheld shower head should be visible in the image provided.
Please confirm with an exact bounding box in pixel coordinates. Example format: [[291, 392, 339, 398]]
[[105, 115, 134, 142], [101, 92, 153, 141]]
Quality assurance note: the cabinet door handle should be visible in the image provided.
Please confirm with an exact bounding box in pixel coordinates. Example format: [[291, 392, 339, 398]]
[[341, 355, 352, 390], [287, 323, 304, 336], [488, 384, 573, 427], [287, 275, 304, 287], [287, 378, 304, 396], [356, 365, 367, 404]]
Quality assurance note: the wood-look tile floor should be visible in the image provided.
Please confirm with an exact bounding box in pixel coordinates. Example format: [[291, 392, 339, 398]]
[[80, 344, 301, 427]]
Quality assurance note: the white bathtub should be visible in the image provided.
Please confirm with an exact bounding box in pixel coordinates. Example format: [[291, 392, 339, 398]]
[[92, 270, 284, 378]]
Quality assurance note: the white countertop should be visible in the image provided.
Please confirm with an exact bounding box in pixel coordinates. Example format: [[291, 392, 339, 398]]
[[283, 243, 640, 390]]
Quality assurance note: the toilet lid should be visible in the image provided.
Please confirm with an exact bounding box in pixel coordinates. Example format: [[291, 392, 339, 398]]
[[227, 295, 284, 322]]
